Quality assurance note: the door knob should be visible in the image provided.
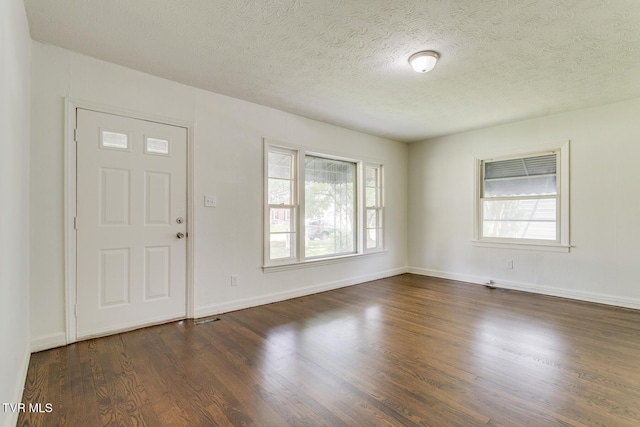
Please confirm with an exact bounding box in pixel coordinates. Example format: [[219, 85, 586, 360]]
[[177, 232, 185, 239]]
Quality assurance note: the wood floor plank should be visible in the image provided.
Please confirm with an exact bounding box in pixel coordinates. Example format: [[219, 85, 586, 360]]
[[18, 274, 640, 426]]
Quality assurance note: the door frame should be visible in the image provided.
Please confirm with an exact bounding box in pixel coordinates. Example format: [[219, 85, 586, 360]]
[[64, 98, 195, 344]]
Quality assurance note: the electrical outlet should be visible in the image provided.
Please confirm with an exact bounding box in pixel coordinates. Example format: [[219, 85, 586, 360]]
[[506, 259, 513, 269], [231, 275, 238, 286], [204, 195, 217, 208]]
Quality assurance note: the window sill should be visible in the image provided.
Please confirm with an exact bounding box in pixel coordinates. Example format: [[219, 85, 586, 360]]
[[263, 250, 388, 273], [472, 240, 571, 253]]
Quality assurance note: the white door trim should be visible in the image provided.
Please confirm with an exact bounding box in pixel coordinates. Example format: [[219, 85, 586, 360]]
[[64, 98, 195, 344]]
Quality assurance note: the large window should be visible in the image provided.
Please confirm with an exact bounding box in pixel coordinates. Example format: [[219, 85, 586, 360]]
[[305, 156, 356, 258], [264, 140, 384, 266], [475, 142, 570, 250]]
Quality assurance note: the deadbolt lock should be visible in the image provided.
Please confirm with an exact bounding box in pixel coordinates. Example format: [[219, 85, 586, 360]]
[[176, 217, 184, 224]]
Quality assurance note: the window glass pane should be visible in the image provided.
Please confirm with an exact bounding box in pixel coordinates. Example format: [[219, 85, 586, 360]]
[[366, 166, 377, 185], [268, 152, 292, 179], [101, 131, 128, 150], [482, 198, 556, 240], [366, 229, 378, 249], [270, 208, 292, 232], [367, 209, 379, 228], [484, 176, 556, 197], [366, 187, 378, 207], [483, 198, 556, 221], [145, 137, 169, 154], [268, 178, 292, 204], [483, 220, 556, 240], [365, 166, 380, 207], [305, 156, 356, 258], [270, 233, 294, 259]]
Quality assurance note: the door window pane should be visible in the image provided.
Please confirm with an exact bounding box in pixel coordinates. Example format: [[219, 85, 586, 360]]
[[145, 137, 170, 155], [101, 131, 128, 150]]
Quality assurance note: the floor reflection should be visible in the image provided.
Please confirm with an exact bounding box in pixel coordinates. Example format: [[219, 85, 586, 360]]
[[260, 303, 384, 381], [472, 312, 565, 403]]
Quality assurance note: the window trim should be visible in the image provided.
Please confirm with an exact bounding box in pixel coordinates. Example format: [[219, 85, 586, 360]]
[[472, 141, 570, 252], [263, 139, 385, 269]]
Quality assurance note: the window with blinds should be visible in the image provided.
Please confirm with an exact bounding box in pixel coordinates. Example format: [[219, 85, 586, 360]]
[[480, 152, 559, 242]]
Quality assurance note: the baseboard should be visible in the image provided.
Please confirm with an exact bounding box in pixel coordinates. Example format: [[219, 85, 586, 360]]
[[30, 332, 67, 353], [4, 346, 31, 427], [407, 267, 486, 286], [408, 267, 640, 311], [194, 267, 409, 318]]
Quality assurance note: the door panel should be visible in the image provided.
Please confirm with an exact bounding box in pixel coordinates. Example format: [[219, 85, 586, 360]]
[[145, 171, 171, 225], [100, 167, 130, 226], [144, 246, 170, 300], [76, 109, 187, 339], [99, 248, 130, 307]]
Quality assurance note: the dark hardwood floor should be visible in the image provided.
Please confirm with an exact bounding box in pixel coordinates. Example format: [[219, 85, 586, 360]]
[[18, 274, 640, 426]]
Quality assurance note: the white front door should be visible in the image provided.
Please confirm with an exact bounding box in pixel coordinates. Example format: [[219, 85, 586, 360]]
[[76, 109, 187, 339]]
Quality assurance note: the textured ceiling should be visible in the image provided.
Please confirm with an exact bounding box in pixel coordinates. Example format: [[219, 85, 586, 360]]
[[24, 0, 640, 142]]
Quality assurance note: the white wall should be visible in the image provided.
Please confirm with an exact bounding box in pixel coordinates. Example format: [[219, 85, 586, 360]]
[[408, 98, 640, 308], [29, 42, 408, 347], [0, 0, 31, 426]]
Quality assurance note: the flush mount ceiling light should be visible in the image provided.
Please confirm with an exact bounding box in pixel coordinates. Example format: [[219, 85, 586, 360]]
[[409, 50, 440, 73]]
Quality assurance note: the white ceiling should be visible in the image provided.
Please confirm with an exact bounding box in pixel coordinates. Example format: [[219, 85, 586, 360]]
[[24, 0, 640, 142]]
